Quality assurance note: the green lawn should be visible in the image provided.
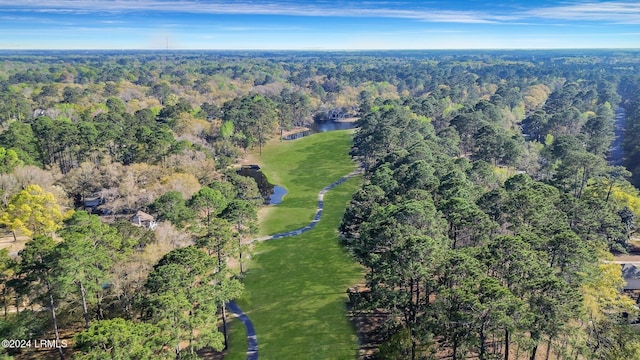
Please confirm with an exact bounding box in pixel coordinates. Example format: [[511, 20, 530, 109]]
[[226, 130, 364, 360], [253, 130, 356, 236]]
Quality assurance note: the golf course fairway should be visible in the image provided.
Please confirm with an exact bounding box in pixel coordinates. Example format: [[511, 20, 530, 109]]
[[254, 130, 356, 236], [226, 130, 364, 360]]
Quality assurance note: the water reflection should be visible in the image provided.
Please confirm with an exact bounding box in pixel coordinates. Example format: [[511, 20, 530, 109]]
[[269, 185, 287, 205], [312, 120, 357, 132], [282, 120, 357, 140], [282, 130, 313, 140], [237, 166, 287, 205]]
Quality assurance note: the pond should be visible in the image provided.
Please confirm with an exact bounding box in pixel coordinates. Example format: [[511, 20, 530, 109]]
[[237, 165, 287, 205], [282, 119, 357, 140]]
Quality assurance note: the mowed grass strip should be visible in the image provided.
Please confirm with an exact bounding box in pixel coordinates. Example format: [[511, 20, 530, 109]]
[[227, 176, 363, 360], [225, 130, 363, 359], [254, 130, 356, 236]]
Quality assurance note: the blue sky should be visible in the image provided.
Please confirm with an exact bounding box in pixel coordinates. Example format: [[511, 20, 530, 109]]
[[0, 1, 639, 49]]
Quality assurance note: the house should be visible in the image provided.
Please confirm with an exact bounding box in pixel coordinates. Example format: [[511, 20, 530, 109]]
[[83, 194, 104, 210], [131, 210, 158, 230], [621, 263, 640, 290], [328, 108, 346, 121]]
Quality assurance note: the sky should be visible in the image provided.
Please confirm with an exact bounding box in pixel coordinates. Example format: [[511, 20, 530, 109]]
[[0, 0, 639, 50]]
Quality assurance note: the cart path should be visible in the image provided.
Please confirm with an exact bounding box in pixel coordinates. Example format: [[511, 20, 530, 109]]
[[226, 166, 363, 360], [226, 301, 258, 360]]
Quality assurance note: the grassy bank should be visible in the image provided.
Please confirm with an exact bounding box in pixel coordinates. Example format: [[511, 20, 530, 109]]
[[226, 130, 363, 359]]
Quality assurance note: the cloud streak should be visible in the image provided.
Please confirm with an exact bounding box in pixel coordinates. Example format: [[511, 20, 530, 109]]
[[1, 1, 640, 25], [0, 0, 511, 23], [526, 1, 640, 24]]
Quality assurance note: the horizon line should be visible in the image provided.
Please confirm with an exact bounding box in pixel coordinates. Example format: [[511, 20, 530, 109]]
[[1, 47, 640, 51]]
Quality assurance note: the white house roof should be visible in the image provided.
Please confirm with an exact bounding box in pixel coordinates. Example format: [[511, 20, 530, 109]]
[[132, 210, 155, 222]]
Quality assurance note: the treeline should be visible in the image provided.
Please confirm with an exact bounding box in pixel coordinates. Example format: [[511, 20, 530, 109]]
[[0, 173, 258, 358], [0, 51, 637, 176], [0, 86, 308, 173], [1, 50, 640, 359], [621, 76, 640, 186], [342, 96, 640, 359]]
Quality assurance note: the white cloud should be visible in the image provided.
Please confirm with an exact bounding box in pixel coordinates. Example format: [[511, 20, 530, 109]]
[[216, 25, 304, 32], [98, 20, 126, 24], [0, 1, 510, 24], [525, 1, 640, 24], [2, 0, 640, 25]]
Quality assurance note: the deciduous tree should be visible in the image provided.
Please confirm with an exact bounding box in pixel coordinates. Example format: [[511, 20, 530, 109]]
[[0, 184, 69, 241]]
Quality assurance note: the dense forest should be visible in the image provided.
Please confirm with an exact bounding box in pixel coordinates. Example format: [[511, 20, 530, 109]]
[[0, 50, 640, 359], [341, 53, 640, 359]]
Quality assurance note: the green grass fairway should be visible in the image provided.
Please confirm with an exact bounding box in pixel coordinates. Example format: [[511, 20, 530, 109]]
[[254, 130, 356, 236], [227, 177, 363, 360], [226, 130, 363, 359]]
